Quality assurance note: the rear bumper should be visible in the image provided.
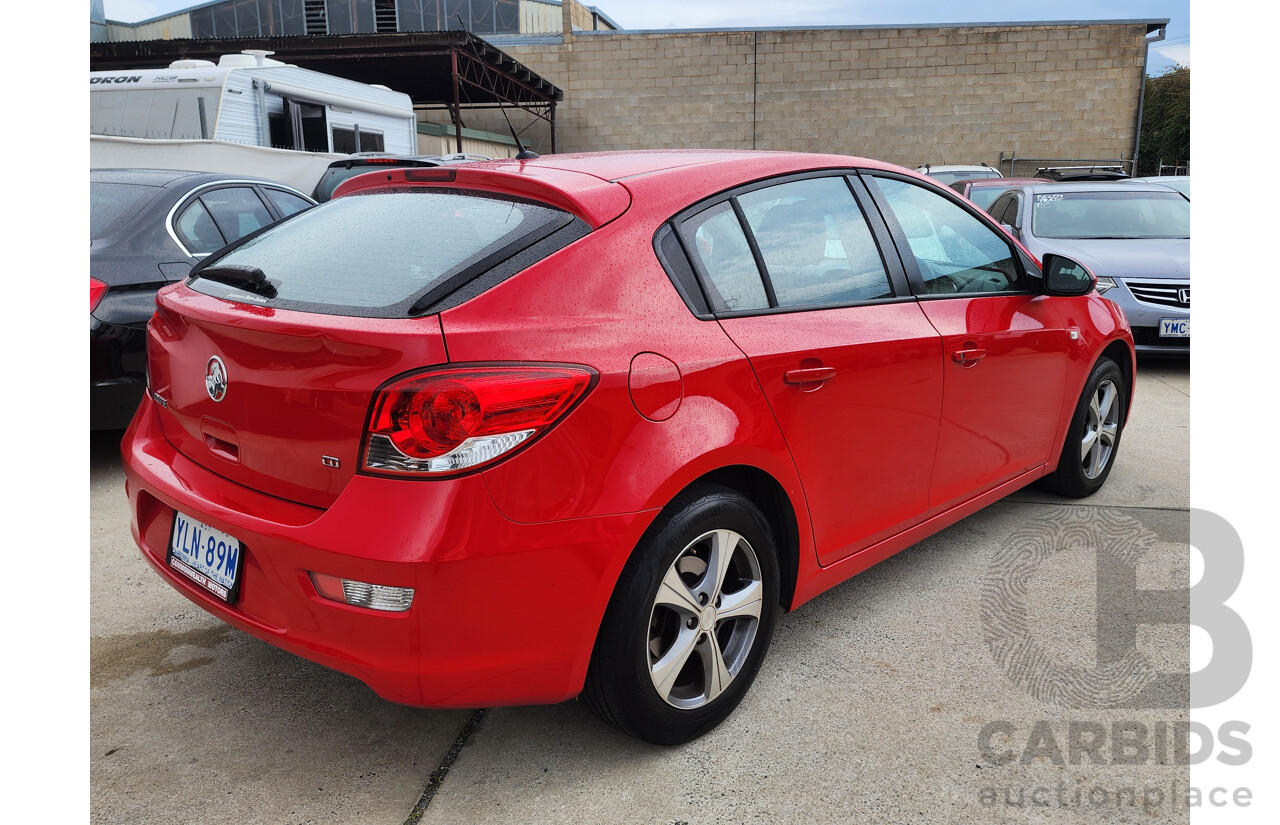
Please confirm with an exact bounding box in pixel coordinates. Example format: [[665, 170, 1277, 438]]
[[122, 395, 657, 708]]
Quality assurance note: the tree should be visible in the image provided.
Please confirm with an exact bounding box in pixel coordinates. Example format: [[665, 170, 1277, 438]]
[[1137, 65, 1189, 177]]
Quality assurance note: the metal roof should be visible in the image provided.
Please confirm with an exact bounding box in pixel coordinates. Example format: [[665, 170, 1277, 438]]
[[88, 29, 563, 106]]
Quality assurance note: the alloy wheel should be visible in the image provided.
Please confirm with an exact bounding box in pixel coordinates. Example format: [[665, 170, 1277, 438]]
[[647, 529, 763, 709], [1081, 378, 1119, 479]]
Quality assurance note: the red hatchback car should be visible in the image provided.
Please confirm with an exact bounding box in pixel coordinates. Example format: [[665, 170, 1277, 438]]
[[122, 151, 1134, 745]]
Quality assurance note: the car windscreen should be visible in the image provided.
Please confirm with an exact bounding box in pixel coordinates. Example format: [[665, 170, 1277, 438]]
[[91, 182, 161, 241], [1030, 191, 1190, 240], [189, 189, 574, 317]]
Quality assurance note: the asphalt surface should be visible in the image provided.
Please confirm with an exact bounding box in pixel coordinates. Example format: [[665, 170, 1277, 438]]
[[90, 360, 1190, 825]]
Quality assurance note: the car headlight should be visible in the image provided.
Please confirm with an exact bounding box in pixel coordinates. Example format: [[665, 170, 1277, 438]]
[[1094, 276, 1117, 294]]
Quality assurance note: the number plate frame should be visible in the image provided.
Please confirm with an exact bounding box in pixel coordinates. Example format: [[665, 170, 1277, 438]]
[[166, 511, 244, 604], [1158, 318, 1190, 338]]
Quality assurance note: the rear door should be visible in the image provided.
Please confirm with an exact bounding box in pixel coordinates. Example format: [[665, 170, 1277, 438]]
[[676, 173, 944, 566], [862, 173, 1071, 512]]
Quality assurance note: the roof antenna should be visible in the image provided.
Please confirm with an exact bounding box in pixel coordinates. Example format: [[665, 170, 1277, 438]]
[[499, 104, 540, 160], [452, 12, 538, 160]]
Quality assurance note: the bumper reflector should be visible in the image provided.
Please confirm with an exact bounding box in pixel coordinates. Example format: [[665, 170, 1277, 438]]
[[309, 571, 414, 612]]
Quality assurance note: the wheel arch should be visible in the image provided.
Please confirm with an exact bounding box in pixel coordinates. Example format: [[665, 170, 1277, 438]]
[[1099, 337, 1136, 425], [661, 465, 802, 614]]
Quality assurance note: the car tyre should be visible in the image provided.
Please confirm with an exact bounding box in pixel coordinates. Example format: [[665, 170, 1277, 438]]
[[1039, 356, 1126, 498], [583, 485, 780, 745]]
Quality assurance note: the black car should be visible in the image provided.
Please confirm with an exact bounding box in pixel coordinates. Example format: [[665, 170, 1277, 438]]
[[91, 169, 315, 430], [311, 153, 491, 202]]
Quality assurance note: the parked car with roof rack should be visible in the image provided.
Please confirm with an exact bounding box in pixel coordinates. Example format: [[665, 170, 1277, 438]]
[[915, 163, 1001, 185], [986, 181, 1189, 355], [91, 169, 315, 429], [1034, 166, 1130, 182], [1125, 175, 1189, 199]]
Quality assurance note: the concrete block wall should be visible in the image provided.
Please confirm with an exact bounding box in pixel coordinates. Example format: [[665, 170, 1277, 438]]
[[474, 22, 1150, 170]]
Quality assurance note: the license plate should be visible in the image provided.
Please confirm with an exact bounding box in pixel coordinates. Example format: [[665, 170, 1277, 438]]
[[167, 511, 243, 603], [1159, 318, 1190, 338]]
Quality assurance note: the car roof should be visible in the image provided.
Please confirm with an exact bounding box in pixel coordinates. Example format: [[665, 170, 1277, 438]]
[[473, 149, 912, 185], [1008, 181, 1179, 194], [91, 168, 303, 190], [964, 177, 1044, 188]]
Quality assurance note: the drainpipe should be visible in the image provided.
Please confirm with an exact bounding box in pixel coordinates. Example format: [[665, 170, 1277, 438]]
[[1132, 25, 1166, 176]]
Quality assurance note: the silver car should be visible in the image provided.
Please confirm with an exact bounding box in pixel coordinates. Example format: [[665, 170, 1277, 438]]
[[986, 182, 1189, 356]]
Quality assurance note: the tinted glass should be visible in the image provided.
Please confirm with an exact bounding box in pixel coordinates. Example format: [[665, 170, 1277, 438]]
[[264, 188, 313, 217], [738, 177, 892, 306], [199, 191, 568, 313], [201, 187, 274, 243], [173, 199, 228, 255], [871, 177, 1019, 295], [1030, 191, 1190, 239], [682, 203, 768, 312], [90, 182, 159, 240]]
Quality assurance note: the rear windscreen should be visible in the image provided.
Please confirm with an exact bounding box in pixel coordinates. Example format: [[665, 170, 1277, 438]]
[[91, 182, 160, 240], [189, 189, 574, 317]]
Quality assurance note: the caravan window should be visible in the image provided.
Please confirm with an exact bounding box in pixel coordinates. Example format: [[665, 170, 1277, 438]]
[[332, 127, 385, 154], [90, 87, 221, 140], [269, 100, 329, 152]]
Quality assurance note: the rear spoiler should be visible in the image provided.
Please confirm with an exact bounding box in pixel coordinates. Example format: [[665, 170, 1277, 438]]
[[331, 166, 632, 229]]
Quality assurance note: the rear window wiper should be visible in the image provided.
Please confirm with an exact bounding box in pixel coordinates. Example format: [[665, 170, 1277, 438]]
[[192, 264, 278, 298]]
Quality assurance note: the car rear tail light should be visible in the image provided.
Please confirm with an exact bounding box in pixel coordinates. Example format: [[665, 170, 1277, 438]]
[[91, 278, 108, 312], [362, 365, 595, 477], [309, 572, 414, 612]]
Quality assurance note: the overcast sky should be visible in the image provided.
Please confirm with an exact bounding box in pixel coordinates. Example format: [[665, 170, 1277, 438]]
[[102, 0, 1189, 72]]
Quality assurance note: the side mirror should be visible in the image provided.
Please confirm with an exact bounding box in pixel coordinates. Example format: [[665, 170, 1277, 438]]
[[1041, 253, 1096, 297], [1000, 223, 1020, 240]]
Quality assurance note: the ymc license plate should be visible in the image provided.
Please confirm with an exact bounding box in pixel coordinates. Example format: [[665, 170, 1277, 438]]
[[167, 511, 244, 603], [1159, 318, 1190, 338]]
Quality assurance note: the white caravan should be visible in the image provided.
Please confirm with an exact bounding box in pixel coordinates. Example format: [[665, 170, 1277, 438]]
[[90, 51, 417, 192]]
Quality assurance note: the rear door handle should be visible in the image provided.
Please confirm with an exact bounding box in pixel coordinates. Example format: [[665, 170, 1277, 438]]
[[952, 347, 987, 366], [784, 367, 837, 384]]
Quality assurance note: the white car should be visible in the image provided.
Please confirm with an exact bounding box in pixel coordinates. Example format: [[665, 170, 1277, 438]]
[[916, 163, 1002, 185]]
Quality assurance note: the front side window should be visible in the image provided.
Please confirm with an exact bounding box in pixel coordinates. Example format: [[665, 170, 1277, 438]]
[[870, 176, 1020, 296], [737, 177, 892, 307]]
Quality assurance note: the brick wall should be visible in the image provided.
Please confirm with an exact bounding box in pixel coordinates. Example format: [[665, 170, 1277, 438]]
[[474, 22, 1149, 170]]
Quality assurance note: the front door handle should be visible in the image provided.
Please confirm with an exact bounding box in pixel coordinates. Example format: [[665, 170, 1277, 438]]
[[952, 347, 988, 366], [784, 367, 837, 384]]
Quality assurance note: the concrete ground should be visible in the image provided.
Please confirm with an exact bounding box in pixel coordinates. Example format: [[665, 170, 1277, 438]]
[[90, 359, 1189, 825]]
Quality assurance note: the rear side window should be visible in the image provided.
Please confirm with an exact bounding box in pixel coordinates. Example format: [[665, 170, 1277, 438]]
[[192, 189, 575, 317], [173, 199, 227, 255], [264, 188, 313, 218], [737, 177, 892, 306], [201, 187, 274, 243], [682, 202, 769, 312]]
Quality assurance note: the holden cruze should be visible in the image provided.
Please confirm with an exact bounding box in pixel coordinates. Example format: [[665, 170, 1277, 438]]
[[122, 151, 1134, 745]]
